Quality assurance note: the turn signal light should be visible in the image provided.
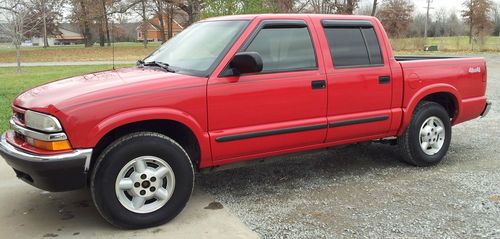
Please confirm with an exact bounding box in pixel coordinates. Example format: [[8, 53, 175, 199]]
[[29, 139, 72, 151]]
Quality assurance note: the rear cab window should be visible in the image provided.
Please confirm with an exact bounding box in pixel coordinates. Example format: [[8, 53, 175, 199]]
[[241, 20, 318, 73], [322, 20, 383, 68]]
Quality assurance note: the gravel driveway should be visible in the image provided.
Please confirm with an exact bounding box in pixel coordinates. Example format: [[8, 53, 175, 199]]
[[197, 55, 500, 238]]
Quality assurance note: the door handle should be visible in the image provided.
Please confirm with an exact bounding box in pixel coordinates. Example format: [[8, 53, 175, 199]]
[[379, 76, 391, 84], [311, 80, 326, 90]]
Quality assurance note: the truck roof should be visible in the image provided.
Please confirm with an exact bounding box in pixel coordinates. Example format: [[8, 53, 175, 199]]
[[202, 14, 377, 22]]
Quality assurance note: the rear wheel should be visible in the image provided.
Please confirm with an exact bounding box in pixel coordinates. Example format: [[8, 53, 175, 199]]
[[398, 101, 452, 166], [91, 132, 194, 229]]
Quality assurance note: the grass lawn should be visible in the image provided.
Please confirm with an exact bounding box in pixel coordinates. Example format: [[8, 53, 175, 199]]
[[391, 36, 500, 52], [0, 64, 132, 132], [1, 37, 499, 64], [0, 42, 161, 63]]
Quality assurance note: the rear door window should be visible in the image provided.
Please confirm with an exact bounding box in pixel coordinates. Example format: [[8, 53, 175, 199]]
[[323, 21, 383, 68]]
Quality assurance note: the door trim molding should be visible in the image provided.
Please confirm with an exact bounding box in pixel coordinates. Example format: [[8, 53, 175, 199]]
[[329, 115, 389, 128], [215, 124, 327, 142], [215, 115, 389, 143]]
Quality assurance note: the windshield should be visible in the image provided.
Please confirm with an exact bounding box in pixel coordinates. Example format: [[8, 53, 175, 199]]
[[144, 20, 249, 76]]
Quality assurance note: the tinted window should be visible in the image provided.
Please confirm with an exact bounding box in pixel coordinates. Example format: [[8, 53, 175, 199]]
[[324, 27, 383, 67], [245, 27, 316, 72], [362, 28, 383, 65]]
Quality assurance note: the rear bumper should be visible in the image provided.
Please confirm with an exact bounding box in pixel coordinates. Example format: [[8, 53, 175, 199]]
[[481, 101, 492, 117], [0, 133, 92, 192]]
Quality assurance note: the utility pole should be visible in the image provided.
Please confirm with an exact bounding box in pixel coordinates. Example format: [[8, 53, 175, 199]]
[[424, 0, 433, 43]]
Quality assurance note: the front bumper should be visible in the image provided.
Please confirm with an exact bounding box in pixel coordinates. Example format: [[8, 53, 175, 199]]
[[0, 133, 92, 192], [481, 101, 492, 117]]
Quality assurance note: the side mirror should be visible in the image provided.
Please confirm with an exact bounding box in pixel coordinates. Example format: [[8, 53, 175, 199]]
[[222, 52, 263, 76]]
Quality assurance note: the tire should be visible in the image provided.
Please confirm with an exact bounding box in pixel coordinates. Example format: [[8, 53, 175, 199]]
[[398, 101, 452, 166], [90, 132, 194, 229]]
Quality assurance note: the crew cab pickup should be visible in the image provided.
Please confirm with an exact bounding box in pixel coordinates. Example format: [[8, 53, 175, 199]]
[[0, 14, 491, 229]]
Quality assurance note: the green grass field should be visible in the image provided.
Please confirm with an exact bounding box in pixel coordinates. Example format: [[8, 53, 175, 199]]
[[391, 36, 500, 52], [0, 37, 499, 64], [0, 64, 131, 132], [0, 42, 161, 63]]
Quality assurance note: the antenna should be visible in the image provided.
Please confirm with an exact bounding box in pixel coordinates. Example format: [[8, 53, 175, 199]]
[[112, 20, 115, 70]]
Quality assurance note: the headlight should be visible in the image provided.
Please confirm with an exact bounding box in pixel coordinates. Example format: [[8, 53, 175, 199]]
[[24, 110, 63, 132]]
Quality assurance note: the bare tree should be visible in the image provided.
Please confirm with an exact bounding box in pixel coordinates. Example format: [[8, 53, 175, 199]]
[[462, 0, 493, 46], [377, 0, 414, 38], [308, 0, 336, 13], [174, 0, 203, 25], [0, 0, 40, 72], [491, 2, 500, 36], [153, 0, 166, 43], [140, 0, 149, 48], [26, 0, 65, 48], [334, 0, 359, 14], [101, 0, 111, 46], [445, 12, 463, 37], [273, 0, 295, 12], [370, 0, 378, 16]]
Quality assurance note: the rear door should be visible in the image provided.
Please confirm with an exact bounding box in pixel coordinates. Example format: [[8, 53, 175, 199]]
[[318, 19, 393, 142], [207, 18, 328, 162]]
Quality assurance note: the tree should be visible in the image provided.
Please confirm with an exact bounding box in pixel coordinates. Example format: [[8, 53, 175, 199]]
[[308, 0, 336, 14], [132, 0, 152, 48], [69, 0, 143, 47], [23, 0, 65, 48], [0, 0, 40, 72], [430, 8, 447, 37], [492, 2, 500, 36], [199, 0, 239, 18], [445, 12, 463, 37], [371, 0, 378, 16], [273, 0, 295, 12], [140, 0, 149, 48], [334, 0, 359, 14], [377, 0, 414, 38], [68, 0, 93, 47], [462, 0, 493, 45], [409, 13, 426, 37], [200, 0, 277, 19], [153, 0, 167, 43], [172, 0, 203, 25]]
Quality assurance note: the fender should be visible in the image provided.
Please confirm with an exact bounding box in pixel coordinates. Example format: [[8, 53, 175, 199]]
[[398, 83, 462, 136], [87, 107, 212, 166]]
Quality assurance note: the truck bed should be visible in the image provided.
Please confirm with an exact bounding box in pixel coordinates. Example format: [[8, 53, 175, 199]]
[[396, 55, 487, 125]]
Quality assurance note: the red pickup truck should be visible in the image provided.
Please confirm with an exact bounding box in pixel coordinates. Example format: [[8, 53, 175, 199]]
[[0, 14, 491, 228]]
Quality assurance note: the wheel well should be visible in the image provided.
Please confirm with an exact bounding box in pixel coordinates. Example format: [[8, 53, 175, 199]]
[[90, 120, 201, 174], [421, 92, 458, 118]]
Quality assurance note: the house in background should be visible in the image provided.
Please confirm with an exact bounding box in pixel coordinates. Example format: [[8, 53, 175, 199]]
[[136, 15, 183, 42], [54, 27, 85, 45], [30, 24, 85, 46]]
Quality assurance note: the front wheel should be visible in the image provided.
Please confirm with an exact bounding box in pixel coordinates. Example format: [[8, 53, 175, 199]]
[[398, 101, 452, 166], [90, 132, 194, 229]]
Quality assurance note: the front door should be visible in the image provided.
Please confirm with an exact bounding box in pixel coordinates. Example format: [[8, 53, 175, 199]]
[[207, 18, 328, 163]]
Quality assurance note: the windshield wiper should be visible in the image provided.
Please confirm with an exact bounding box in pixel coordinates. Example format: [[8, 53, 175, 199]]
[[137, 60, 176, 73]]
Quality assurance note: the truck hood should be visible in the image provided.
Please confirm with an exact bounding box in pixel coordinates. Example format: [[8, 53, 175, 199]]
[[14, 67, 200, 113]]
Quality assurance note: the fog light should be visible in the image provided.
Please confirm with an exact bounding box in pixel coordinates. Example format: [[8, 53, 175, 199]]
[[27, 138, 72, 151]]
